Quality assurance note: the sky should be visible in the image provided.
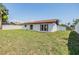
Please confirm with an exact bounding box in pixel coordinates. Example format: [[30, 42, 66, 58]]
[[3, 3, 79, 24]]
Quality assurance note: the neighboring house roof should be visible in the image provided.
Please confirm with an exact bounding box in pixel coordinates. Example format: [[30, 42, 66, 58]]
[[24, 19, 59, 24]]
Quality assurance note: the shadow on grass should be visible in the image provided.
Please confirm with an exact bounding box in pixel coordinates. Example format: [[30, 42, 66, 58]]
[[68, 31, 79, 55]]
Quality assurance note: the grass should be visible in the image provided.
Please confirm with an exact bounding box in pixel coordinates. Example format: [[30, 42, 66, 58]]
[[0, 29, 78, 55]]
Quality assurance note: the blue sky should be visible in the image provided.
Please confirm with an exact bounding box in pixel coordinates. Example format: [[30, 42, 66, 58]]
[[3, 3, 79, 24]]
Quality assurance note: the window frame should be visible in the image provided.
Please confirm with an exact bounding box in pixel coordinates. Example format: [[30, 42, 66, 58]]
[[30, 24, 33, 30], [40, 24, 48, 31]]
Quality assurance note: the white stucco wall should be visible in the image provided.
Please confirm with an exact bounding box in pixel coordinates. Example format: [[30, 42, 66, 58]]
[[24, 24, 40, 31], [33, 24, 40, 31], [23, 25, 30, 30], [75, 23, 79, 34], [48, 23, 58, 32], [24, 23, 58, 32]]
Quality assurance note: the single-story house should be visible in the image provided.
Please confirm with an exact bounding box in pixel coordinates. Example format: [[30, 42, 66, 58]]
[[23, 19, 66, 32], [75, 22, 79, 34]]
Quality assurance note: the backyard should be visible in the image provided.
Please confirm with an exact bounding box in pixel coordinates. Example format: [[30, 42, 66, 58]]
[[0, 30, 79, 55]]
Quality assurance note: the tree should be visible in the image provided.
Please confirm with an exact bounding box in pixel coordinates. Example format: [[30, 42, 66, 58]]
[[71, 19, 79, 30], [67, 22, 70, 26], [73, 19, 79, 26], [59, 24, 72, 30], [0, 3, 8, 29]]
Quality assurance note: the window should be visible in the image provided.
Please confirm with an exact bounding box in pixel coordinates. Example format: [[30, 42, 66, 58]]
[[30, 25, 33, 30], [40, 24, 48, 31], [24, 25, 27, 27], [40, 25, 43, 31], [44, 24, 48, 31]]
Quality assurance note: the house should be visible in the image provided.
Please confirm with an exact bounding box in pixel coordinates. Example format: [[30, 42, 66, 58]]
[[75, 22, 79, 34], [23, 19, 60, 32]]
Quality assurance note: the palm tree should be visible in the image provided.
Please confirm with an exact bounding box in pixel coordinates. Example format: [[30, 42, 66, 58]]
[[0, 3, 8, 29]]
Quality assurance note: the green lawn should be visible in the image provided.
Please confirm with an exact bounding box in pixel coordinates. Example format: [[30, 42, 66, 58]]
[[0, 30, 79, 55]]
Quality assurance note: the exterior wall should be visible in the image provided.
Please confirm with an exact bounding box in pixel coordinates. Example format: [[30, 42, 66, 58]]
[[23, 25, 30, 30], [57, 26, 66, 31], [24, 23, 58, 32], [75, 23, 79, 34], [24, 24, 41, 31], [2, 25, 24, 30], [33, 24, 40, 31], [24, 24, 40, 31], [48, 23, 58, 32]]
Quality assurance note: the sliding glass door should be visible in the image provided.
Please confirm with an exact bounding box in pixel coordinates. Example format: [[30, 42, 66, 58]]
[[40, 24, 48, 31]]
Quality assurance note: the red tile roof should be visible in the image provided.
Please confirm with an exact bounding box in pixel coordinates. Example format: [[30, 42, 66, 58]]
[[25, 19, 59, 24]]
